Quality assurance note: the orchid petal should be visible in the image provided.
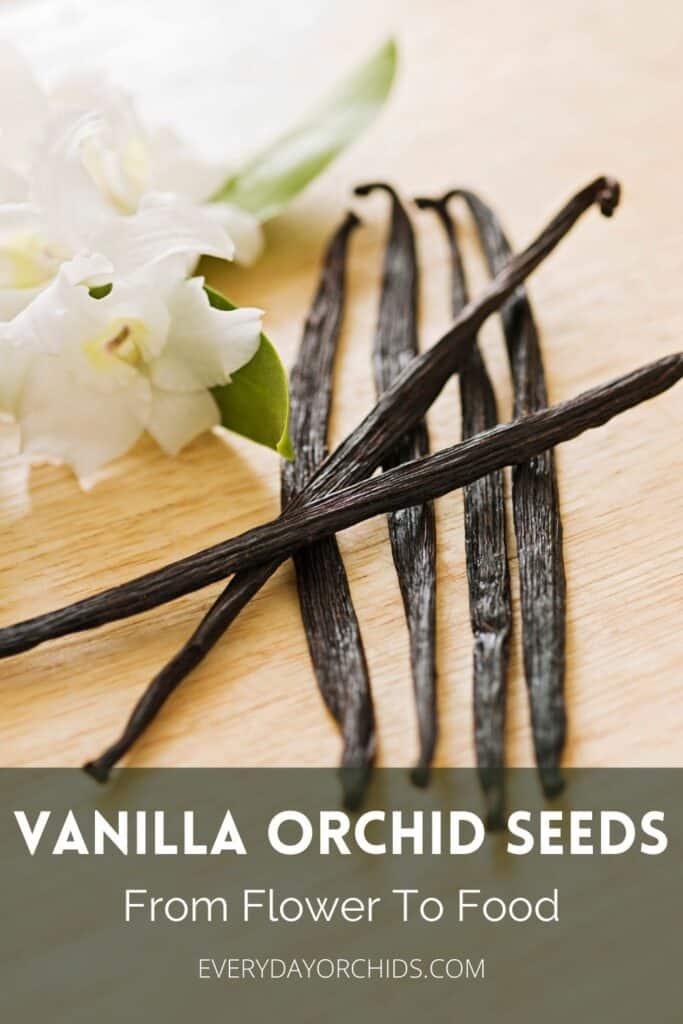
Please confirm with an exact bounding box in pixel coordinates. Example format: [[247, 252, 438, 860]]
[[94, 276, 171, 364], [0, 267, 81, 354], [0, 165, 29, 203], [13, 269, 169, 386], [0, 45, 48, 174], [153, 277, 262, 391], [90, 192, 234, 277], [0, 342, 32, 415], [32, 108, 234, 270], [46, 81, 150, 215], [147, 353, 205, 393], [0, 203, 63, 294], [147, 386, 220, 455], [31, 110, 116, 253], [0, 261, 161, 378], [0, 203, 43, 236], [18, 356, 150, 479], [52, 77, 149, 192], [61, 251, 114, 288], [0, 286, 43, 321], [204, 202, 264, 266]]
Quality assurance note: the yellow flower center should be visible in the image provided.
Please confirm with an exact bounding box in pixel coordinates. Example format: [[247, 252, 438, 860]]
[[0, 232, 62, 289], [85, 318, 150, 371]]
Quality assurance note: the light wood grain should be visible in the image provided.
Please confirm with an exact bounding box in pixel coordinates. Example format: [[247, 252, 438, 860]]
[[0, 0, 681, 769]]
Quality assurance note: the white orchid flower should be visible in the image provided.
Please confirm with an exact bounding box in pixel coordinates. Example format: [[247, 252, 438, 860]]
[[0, 47, 263, 316], [0, 44, 48, 185], [0, 262, 262, 481]]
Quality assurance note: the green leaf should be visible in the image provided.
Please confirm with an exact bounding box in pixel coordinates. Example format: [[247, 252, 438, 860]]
[[213, 38, 397, 221], [206, 285, 293, 459]]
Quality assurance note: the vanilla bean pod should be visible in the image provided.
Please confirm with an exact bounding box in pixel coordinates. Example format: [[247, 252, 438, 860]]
[[72, 358, 683, 646], [87, 213, 376, 792], [282, 211, 375, 806], [356, 183, 437, 785], [416, 192, 512, 826], [81, 353, 683, 782], [454, 189, 567, 796], [16, 357, 683, 699], [0, 177, 619, 669]]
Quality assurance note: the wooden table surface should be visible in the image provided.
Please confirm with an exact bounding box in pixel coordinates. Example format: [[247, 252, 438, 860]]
[[1, 0, 681, 770]]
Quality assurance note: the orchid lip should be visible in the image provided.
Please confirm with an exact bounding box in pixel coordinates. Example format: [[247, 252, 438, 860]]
[[106, 324, 138, 363], [85, 317, 149, 371]]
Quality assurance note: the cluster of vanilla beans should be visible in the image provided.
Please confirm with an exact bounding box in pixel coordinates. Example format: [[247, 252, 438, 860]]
[[415, 188, 566, 822], [1, 176, 681, 821]]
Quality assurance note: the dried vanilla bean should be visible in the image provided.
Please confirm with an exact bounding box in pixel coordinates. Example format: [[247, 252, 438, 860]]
[[416, 192, 512, 826], [356, 183, 437, 785], [70, 357, 683, 648], [82, 353, 682, 779], [282, 211, 375, 807], [0, 174, 619, 703], [454, 189, 567, 796]]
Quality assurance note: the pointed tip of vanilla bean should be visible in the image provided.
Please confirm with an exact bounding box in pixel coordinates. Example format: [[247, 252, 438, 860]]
[[339, 763, 374, 811], [477, 767, 506, 831], [82, 758, 113, 784], [414, 193, 456, 212], [571, 175, 621, 218], [598, 176, 621, 216], [353, 181, 401, 201], [410, 761, 431, 788], [340, 208, 363, 232], [538, 759, 566, 799]]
